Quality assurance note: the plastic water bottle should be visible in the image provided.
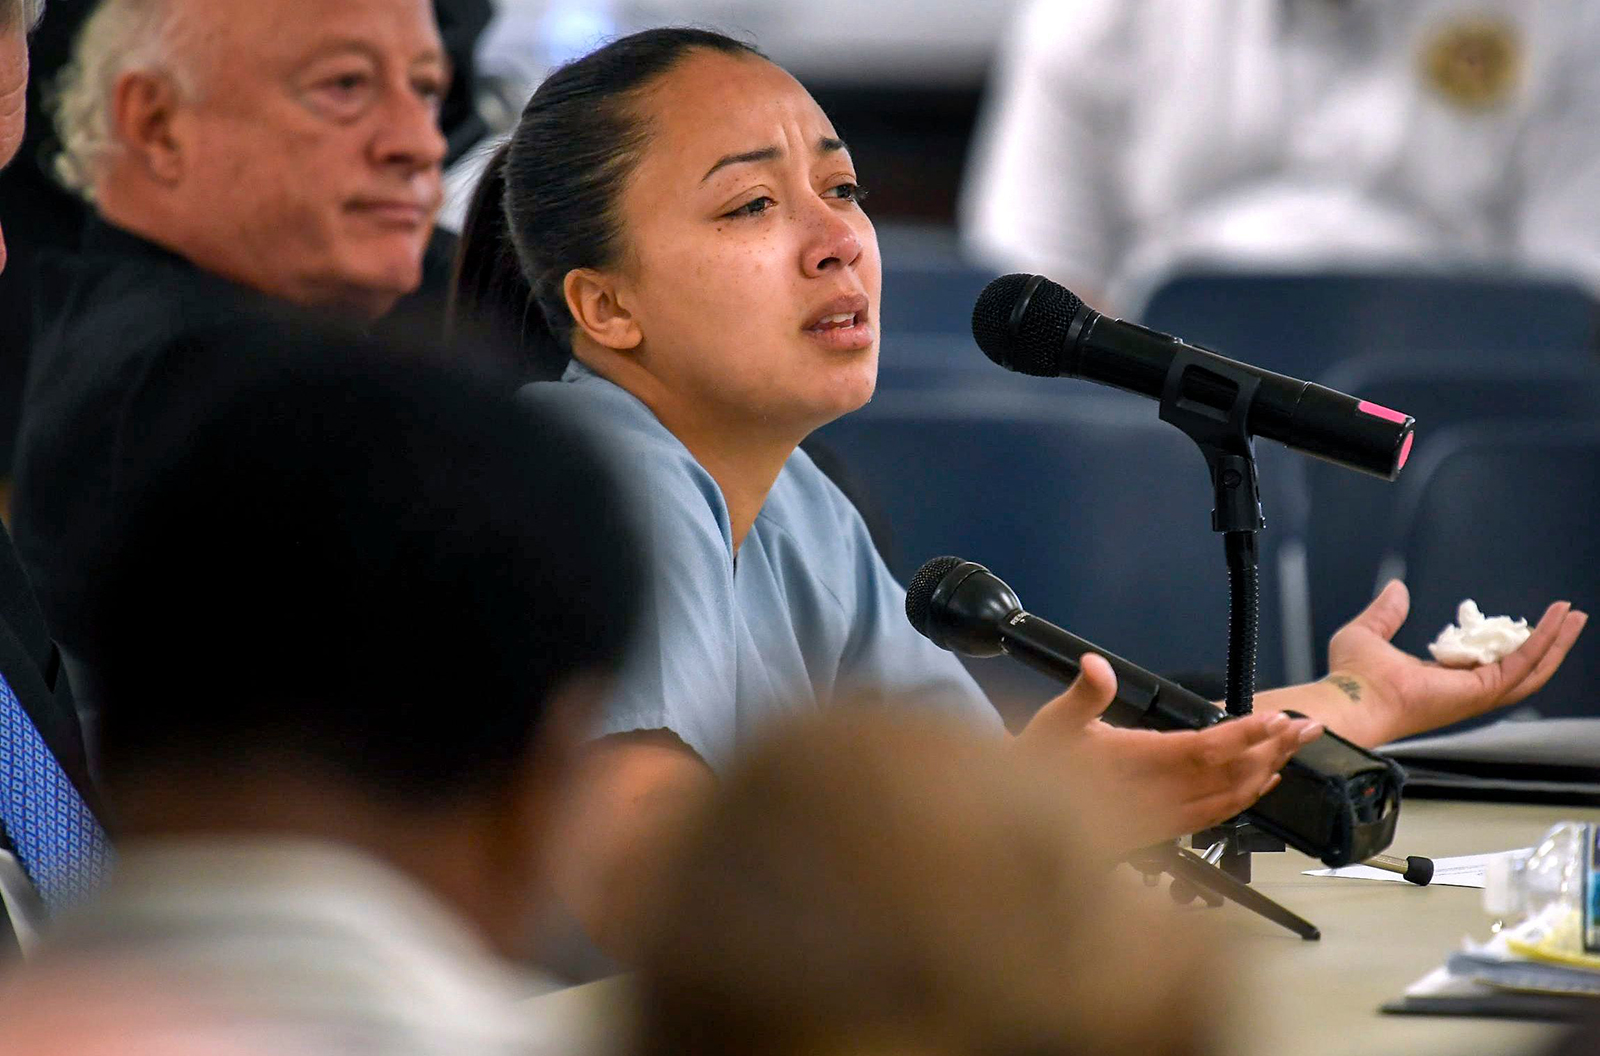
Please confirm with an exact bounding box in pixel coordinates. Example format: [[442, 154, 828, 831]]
[[1482, 821, 1598, 961], [1484, 822, 1591, 922]]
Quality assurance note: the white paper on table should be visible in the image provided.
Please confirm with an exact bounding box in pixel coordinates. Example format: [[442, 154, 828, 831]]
[[1301, 850, 1526, 888], [1401, 963, 1500, 998]]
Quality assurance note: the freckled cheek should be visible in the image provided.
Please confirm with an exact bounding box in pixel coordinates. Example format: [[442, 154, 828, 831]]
[[718, 241, 793, 328], [676, 245, 775, 320], [640, 227, 795, 354]]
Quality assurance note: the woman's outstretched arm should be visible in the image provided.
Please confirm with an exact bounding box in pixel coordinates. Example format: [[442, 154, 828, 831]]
[[1257, 581, 1587, 747]]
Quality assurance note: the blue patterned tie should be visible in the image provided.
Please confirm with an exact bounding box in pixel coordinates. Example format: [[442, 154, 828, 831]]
[[0, 672, 112, 913]]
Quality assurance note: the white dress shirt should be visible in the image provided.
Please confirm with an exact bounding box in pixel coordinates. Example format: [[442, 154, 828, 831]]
[[962, 0, 1600, 305], [37, 839, 575, 1056]]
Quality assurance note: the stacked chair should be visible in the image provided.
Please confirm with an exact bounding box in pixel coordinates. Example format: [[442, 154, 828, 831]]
[[1376, 422, 1600, 727], [1134, 267, 1597, 380]]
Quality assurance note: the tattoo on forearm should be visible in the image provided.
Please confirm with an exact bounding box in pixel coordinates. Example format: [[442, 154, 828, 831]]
[[1326, 675, 1361, 702]]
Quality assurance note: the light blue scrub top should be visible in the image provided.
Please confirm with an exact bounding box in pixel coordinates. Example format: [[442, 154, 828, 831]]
[[523, 361, 1003, 770]]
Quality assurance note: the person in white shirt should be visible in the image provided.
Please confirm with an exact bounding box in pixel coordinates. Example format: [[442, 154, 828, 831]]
[[962, 0, 1600, 307]]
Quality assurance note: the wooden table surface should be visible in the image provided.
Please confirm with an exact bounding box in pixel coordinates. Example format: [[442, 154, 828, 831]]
[[1217, 799, 1597, 1056]]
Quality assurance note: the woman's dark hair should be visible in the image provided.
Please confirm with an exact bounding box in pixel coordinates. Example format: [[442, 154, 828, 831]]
[[450, 28, 766, 379]]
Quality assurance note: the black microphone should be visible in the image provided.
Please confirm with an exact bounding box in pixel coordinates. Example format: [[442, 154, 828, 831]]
[[905, 556, 1221, 732], [970, 274, 1415, 480], [905, 556, 1404, 867]]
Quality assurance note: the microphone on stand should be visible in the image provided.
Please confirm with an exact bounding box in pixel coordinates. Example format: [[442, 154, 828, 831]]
[[905, 556, 1223, 732], [904, 555, 1404, 868], [970, 274, 1415, 480]]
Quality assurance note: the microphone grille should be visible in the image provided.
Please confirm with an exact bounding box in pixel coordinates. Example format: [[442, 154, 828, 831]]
[[971, 273, 1036, 368], [971, 274, 1085, 378], [905, 555, 965, 639], [1013, 279, 1084, 377]]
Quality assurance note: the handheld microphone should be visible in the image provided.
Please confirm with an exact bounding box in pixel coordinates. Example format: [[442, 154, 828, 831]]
[[905, 556, 1404, 867], [970, 274, 1415, 480]]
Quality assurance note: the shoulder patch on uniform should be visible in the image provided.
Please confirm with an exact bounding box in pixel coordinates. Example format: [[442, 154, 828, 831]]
[[1420, 16, 1521, 112]]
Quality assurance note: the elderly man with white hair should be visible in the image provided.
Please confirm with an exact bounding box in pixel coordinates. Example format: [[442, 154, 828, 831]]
[[10, 0, 453, 661]]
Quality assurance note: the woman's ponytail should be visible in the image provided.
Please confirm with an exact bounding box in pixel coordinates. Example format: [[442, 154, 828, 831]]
[[448, 141, 569, 380]]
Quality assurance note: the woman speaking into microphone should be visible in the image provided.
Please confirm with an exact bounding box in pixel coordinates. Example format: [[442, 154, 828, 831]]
[[451, 28, 1586, 958]]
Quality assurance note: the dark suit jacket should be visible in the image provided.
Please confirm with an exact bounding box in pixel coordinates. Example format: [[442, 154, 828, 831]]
[[13, 219, 270, 658], [13, 209, 467, 659]]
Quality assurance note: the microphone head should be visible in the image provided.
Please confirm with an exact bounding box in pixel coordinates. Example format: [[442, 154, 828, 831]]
[[905, 555, 965, 639], [971, 274, 1087, 378], [904, 556, 1023, 657]]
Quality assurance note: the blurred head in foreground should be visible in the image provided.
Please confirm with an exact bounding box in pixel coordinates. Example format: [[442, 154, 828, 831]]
[[73, 317, 643, 956], [53, 0, 448, 317], [634, 709, 1221, 1056]]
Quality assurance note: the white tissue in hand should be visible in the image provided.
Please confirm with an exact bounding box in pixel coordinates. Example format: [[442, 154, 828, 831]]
[[1428, 600, 1530, 667]]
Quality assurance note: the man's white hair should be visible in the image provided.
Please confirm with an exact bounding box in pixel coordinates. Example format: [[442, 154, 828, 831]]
[[1, 0, 44, 32], [52, 0, 194, 200]]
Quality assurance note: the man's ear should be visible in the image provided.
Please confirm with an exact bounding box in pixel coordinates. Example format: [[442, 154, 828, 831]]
[[564, 268, 643, 352], [111, 71, 186, 184]]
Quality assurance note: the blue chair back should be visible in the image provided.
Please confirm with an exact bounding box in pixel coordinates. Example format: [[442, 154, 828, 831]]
[[872, 332, 1054, 401], [817, 385, 1292, 714], [1299, 356, 1600, 666], [875, 331, 988, 377], [1378, 422, 1600, 729], [879, 264, 1001, 337], [1135, 268, 1599, 381]]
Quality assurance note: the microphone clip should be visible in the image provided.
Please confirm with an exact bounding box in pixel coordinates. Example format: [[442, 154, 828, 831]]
[[1157, 345, 1267, 535]]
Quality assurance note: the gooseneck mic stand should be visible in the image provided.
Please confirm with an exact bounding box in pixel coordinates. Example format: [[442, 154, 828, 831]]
[[1130, 347, 1321, 941]]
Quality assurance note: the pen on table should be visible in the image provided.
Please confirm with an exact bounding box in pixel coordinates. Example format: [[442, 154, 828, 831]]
[[1362, 853, 1434, 885]]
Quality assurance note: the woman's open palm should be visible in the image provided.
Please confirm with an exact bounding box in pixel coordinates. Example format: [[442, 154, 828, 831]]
[[1326, 581, 1587, 744]]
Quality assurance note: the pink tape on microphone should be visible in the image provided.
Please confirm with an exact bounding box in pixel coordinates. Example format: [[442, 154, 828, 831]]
[[1357, 400, 1409, 424], [1357, 401, 1414, 470]]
